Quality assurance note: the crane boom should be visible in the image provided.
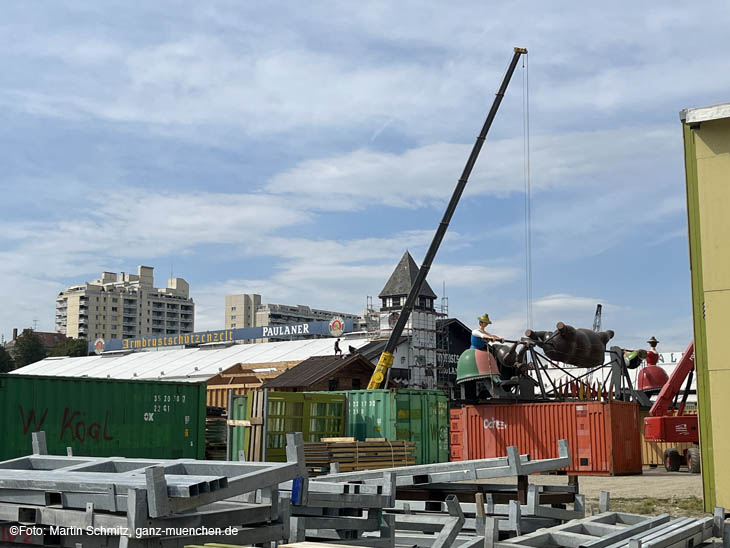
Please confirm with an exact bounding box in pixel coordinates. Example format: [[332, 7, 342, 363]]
[[367, 47, 528, 390], [592, 304, 602, 332]]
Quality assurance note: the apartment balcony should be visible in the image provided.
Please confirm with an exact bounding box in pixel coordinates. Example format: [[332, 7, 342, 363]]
[[152, 320, 164, 326], [152, 302, 164, 309], [181, 305, 193, 312], [180, 313, 193, 320], [152, 311, 164, 318], [123, 299, 137, 306], [166, 304, 179, 310], [123, 308, 136, 315], [166, 330, 177, 335], [122, 317, 136, 326]]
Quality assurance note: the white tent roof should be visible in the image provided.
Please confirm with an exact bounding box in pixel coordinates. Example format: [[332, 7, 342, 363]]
[[11, 337, 371, 382]]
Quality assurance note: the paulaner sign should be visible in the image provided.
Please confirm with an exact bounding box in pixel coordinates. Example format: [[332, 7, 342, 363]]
[[89, 318, 354, 353], [261, 324, 311, 337]]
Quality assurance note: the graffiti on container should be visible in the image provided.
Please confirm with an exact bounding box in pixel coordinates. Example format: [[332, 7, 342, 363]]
[[18, 406, 114, 442], [0, 525, 36, 544], [60, 408, 114, 442], [19, 407, 48, 435], [483, 417, 507, 430]]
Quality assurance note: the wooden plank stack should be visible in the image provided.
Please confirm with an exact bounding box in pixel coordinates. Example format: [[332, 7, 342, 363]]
[[304, 437, 416, 474]]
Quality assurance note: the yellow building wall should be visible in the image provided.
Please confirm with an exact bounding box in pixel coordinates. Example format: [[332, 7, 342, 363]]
[[685, 115, 730, 510], [66, 295, 81, 339]]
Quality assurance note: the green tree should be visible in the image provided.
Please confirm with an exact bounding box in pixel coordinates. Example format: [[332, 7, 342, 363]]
[[12, 330, 47, 367], [0, 346, 13, 373], [50, 338, 89, 357]]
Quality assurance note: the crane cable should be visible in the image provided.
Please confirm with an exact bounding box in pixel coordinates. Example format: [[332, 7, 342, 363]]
[[522, 53, 534, 331]]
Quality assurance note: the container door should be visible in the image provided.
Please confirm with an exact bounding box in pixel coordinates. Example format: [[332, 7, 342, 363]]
[[306, 393, 346, 442], [395, 390, 423, 464], [437, 394, 449, 463], [450, 407, 463, 461], [575, 404, 593, 472], [230, 394, 248, 461], [424, 392, 436, 465], [265, 392, 304, 462], [346, 390, 395, 441]]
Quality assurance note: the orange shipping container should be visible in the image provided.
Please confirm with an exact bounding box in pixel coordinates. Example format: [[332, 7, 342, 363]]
[[450, 401, 642, 476]]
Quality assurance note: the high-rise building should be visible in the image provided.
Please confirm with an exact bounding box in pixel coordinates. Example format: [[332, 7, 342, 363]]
[[224, 294, 362, 341], [55, 266, 194, 341], [224, 294, 261, 330]]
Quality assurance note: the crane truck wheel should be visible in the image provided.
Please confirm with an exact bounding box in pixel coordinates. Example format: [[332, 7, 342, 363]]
[[664, 449, 681, 472], [687, 447, 701, 474]]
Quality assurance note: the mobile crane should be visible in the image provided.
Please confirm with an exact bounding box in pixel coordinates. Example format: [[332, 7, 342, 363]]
[[643, 341, 701, 472], [366, 47, 528, 389]]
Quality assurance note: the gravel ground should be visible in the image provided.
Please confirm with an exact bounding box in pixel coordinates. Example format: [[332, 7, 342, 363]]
[[522, 467, 703, 499], [481, 467, 705, 516]]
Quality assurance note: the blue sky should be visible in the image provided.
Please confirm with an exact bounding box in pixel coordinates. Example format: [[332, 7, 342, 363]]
[[1, 2, 728, 351]]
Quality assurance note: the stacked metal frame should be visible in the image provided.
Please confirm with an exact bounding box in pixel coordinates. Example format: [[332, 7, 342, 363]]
[[0, 432, 308, 548]]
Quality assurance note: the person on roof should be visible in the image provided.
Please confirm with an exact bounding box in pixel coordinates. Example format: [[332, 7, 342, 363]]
[[470, 313, 504, 351], [334, 338, 342, 356]]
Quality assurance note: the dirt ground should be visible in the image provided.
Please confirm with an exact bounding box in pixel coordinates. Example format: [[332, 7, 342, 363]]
[[485, 467, 706, 516]]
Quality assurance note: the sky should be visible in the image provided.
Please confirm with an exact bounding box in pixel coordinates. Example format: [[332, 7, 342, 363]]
[[1, 2, 729, 352]]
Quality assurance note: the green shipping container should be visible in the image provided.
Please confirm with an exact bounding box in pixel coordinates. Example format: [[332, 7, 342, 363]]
[[339, 389, 449, 465], [0, 374, 206, 461], [230, 391, 347, 461]]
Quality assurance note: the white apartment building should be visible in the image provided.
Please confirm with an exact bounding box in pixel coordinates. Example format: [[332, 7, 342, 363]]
[[56, 266, 194, 341]]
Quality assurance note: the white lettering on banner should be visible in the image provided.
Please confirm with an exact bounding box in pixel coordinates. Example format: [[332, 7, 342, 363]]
[[483, 417, 507, 430], [263, 323, 313, 338], [675, 424, 689, 435]]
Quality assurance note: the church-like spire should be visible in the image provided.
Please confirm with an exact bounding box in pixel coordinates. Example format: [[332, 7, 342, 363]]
[[378, 251, 437, 301]]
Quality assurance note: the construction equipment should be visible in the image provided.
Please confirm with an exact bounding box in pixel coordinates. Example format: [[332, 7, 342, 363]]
[[643, 341, 700, 472], [366, 47, 528, 390], [592, 304, 602, 332]]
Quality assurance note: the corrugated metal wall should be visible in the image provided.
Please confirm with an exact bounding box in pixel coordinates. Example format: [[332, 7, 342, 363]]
[[338, 389, 449, 465], [450, 401, 642, 475], [0, 374, 206, 460]]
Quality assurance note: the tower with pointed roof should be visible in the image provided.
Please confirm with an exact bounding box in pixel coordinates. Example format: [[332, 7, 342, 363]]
[[377, 251, 439, 388], [378, 251, 436, 312]]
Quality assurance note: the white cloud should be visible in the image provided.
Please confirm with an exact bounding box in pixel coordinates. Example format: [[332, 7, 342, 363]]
[[3, 3, 728, 140], [265, 125, 680, 209], [533, 294, 607, 312], [192, 231, 521, 331]]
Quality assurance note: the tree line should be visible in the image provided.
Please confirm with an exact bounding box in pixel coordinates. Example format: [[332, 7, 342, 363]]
[[0, 330, 88, 373]]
